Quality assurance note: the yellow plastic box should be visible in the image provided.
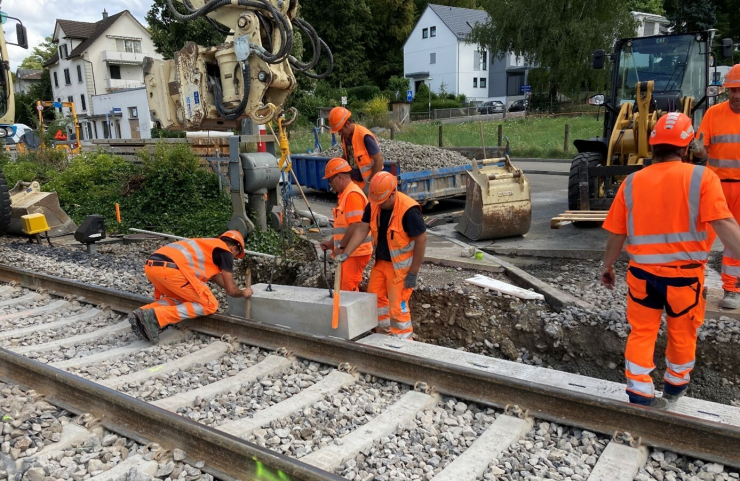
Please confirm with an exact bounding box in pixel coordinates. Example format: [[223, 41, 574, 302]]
[[21, 213, 50, 235]]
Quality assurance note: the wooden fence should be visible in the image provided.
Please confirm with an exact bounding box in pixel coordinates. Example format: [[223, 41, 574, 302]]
[[82, 138, 232, 164]]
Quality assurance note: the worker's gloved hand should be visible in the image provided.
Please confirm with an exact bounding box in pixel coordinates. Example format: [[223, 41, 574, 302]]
[[335, 253, 349, 263], [690, 133, 706, 157], [404, 272, 418, 289]]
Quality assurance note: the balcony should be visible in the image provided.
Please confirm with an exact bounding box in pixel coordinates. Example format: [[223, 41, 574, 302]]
[[101, 50, 146, 65], [106, 78, 145, 92]]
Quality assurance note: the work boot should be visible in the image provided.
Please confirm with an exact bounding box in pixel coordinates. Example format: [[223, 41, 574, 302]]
[[128, 310, 147, 340], [648, 397, 669, 410], [720, 291, 740, 309], [139, 309, 161, 344], [662, 390, 687, 404]]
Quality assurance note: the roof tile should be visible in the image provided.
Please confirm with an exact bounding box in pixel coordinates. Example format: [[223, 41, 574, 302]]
[[428, 4, 490, 40]]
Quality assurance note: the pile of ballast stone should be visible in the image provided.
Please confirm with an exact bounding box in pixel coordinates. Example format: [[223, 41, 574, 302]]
[[314, 138, 472, 172]]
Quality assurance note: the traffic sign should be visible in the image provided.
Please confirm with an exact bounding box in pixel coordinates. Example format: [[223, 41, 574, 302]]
[[112, 107, 122, 113], [520, 85, 531, 93], [341, 96, 347, 106], [407, 89, 413, 102], [52, 102, 62, 108], [36, 104, 43, 111]]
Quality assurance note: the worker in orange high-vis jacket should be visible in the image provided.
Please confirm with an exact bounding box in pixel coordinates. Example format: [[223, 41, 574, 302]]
[[337, 172, 427, 339], [601, 112, 740, 409], [128, 230, 253, 343], [328, 107, 384, 193], [319, 158, 373, 291], [693, 64, 740, 309]]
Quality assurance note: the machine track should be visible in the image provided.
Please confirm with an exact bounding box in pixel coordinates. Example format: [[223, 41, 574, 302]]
[[0, 266, 739, 481]]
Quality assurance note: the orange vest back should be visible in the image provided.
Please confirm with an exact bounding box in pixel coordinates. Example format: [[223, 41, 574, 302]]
[[623, 164, 710, 266], [333, 182, 373, 257], [155, 238, 228, 283], [370, 192, 420, 282], [700, 102, 740, 180], [342, 124, 377, 184]]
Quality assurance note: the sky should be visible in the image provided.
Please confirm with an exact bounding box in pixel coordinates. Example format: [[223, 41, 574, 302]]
[[2, 0, 151, 71]]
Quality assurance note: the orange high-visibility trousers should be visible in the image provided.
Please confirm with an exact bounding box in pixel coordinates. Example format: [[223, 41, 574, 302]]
[[624, 265, 704, 405], [141, 264, 219, 328], [721, 182, 740, 292], [367, 260, 414, 340], [341, 254, 371, 292]]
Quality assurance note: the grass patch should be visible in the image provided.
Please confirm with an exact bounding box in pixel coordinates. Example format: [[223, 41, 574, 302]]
[[287, 114, 603, 159]]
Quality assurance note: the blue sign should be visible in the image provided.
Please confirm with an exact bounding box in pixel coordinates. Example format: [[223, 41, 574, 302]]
[[112, 107, 122, 113], [52, 102, 62, 108], [194, 91, 200, 104], [520, 85, 531, 93], [407, 89, 413, 102]]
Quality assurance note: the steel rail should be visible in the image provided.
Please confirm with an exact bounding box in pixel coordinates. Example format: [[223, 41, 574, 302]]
[[2, 264, 740, 468]]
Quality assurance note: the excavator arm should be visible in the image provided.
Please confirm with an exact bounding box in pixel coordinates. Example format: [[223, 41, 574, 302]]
[[144, 0, 332, 131]]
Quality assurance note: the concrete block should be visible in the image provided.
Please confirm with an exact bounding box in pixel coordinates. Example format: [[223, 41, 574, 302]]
[[229, 283, 377, 339]]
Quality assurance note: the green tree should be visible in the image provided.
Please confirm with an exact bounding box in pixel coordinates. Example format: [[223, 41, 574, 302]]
[[18, 36, 56, 70], [471, 0, 637, 96], [626, 0, 665, 15], [366, 0, 415, 88], [14, 70, 54, 125], [145, 0, 226, 59], [664, 0, 716, 33]]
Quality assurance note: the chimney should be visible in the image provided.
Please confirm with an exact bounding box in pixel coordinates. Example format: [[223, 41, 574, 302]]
[[102, 9, 108, 20]]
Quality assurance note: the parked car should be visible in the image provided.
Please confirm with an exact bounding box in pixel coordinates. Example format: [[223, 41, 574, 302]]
[[508, 99, 528, 113], [4, 123, 34, 145], [477, 101, 505, 115]]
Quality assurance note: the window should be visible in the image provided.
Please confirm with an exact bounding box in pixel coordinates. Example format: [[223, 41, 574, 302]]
[[129, 107, 138, 118], [102, 121, 110, 139], [474, 51, 481, 71], [430, 26, 436, 37], [507, 73, 525, 96], [59, 44, 68, 59], [67, 96, 73, 105], [422, 28, 428, 39], [482, 50, 487, 71], [77, 65, 83, 83], [63, 68, 71, 85], [80, 94, 87, 112], [473, 78, 478, 88], [57, 98, 62, 113], [124, 39, 142, 53], [109, 65, 121, 80], [430, 53, 436, 64], [644, 21, 655, 36], [480, 78, 487, 89], [53, 72, 59, 88]]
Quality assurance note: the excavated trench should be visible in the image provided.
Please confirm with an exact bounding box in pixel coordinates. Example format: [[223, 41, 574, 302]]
[[237, 245, 740, 406]]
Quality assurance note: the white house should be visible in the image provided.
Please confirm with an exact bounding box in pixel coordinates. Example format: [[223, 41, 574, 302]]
[[43, 10, 162, 140], [14, 69, 43, 94], [90, 88, 152, 140], [403, 4, 532, 106], [632, 11, 671, 37]]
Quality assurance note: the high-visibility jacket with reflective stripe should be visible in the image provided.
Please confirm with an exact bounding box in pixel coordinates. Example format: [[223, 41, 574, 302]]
[[333, 182, 373, 257], [370, 192, 420, 283], [154, 238, 229, 285], [698, 102, 740, 180], [342, 124, 377, 184], [622, 164, 710, 266]]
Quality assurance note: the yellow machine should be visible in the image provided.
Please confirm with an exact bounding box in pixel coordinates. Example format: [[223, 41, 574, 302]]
[[17, 101, 82, 155], [552, 31, 734, 228]]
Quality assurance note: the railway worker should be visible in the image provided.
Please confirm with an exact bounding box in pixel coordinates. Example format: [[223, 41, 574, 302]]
[[600, 112, 740, 409], [319, 158, 373, 291], [336, 172, 427, 339], [328, 107, 384, 193], [692, 64, 740, 309], [129, 230, 253, 343]]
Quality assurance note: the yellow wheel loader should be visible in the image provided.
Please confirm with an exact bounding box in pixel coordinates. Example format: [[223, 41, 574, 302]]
[[552, 31, 735, 228]]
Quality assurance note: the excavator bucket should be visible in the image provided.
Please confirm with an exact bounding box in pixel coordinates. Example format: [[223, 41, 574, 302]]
[[7, 181, 77, 237], [456, 156, 532, 241]]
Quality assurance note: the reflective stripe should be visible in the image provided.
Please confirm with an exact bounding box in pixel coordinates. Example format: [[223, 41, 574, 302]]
[[363, 235, 373, 244], [333, 227, 347, 234], [393, 257, 414, 270], [625, 174, 635, 237], [710, 134, 740, 144], [625, 360, 653, 376], [724, 248, 740, 261], [391, 331, 413, 340], [176, 304, 190, 320], [664, 371, 690, 385], [378, 307, 390, 315], [360, 164, 373, 173], [626, 378, 654, 396], [169, 242, 206, 279], [721, 264, 740, 276], [378, 319, 391, 327], [391, 320, 413, 330], [345, 210, 364, 218], [155, 298, 181, 306], [628, 251, 709, 264], [708, 158, 740, 169], [390, 241, 415, 258], [666, 359, 695, 372]]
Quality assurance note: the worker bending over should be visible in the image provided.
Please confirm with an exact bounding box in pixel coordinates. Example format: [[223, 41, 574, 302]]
[[601, 112, 740, 409], [337, 172, 426, 339], [129, 230, 253, 343], [320, 158, 372, 291], [692, 64, 740, 309], [328, 107, 384, 192]]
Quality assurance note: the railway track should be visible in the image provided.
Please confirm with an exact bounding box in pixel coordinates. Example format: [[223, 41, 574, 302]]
[[0, 264, 739, 481]]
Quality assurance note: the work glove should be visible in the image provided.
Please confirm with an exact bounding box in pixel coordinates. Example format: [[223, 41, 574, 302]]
[[690, 133, 706, 158], [404, 272, 418, 289], [335, 253, 348, 263]]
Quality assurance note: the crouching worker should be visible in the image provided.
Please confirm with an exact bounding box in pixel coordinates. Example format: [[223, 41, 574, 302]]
[[129, 230, 253, 343]]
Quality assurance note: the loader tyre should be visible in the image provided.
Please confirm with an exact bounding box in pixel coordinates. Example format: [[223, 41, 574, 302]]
[[0, 171, 10, 233], [567, 152, 602, 228]]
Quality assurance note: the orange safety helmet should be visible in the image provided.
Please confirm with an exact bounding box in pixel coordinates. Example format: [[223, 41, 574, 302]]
[[220, 230, 245, 259], [649, 112, 695, 147], [328, 107, 351, 133], [368, 171, 398, 203], [323, 158, 352, 179], [724, 64, 740, 89]]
